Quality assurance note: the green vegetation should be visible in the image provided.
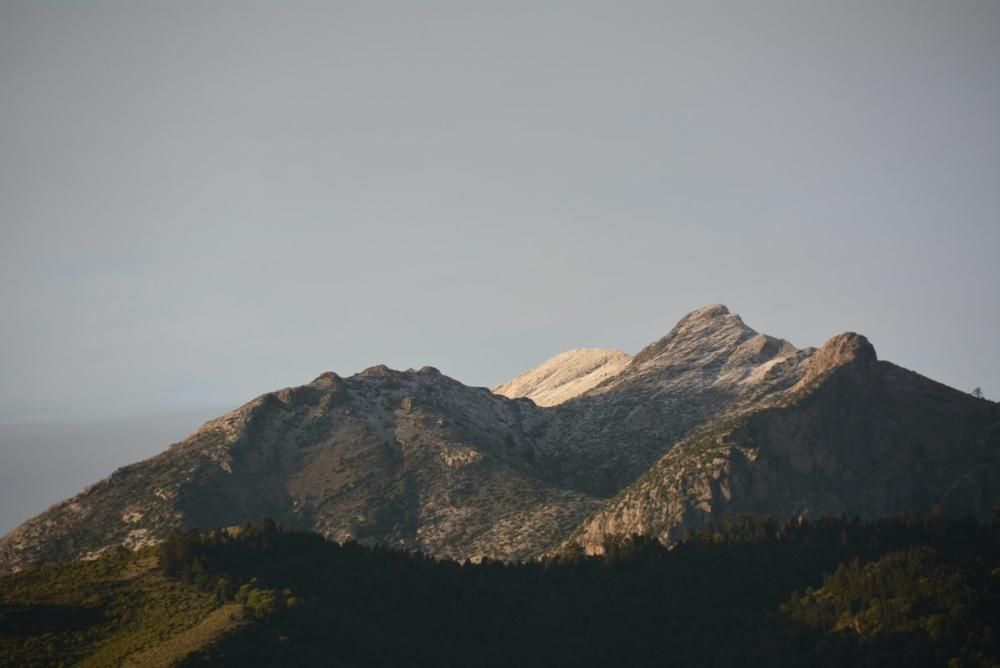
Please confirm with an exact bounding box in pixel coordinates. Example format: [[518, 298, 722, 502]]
[[3, 514, 999, 666], [0, 547, 243, 667]]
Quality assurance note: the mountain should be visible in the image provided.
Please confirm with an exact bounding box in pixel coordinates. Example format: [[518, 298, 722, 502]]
[[571, 331, 1000, 552], [0, 366, 597, 571], [492, 348, 631, 406], [531, 304, 814, 495], [1, 304, 998, 573]]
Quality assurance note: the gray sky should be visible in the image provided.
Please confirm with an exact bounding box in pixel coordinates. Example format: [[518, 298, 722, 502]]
[[0, 409, 219, 533], [2, 0, 999, 425]]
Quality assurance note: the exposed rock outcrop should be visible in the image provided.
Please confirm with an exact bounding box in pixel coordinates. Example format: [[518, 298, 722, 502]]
[[493, 348, 631, 407], [572, 342, 999, 553]]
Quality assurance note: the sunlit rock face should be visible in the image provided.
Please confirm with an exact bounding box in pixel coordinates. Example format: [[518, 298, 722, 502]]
[[3, 305, 998, 572], [493, 348, 631, 407]]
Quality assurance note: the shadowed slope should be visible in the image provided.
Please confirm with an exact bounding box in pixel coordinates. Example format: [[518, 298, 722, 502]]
[[0, 367, 597, 572], [573, 333, 1000, 551]]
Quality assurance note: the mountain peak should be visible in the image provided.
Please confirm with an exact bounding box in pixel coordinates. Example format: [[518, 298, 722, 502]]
[[663, 304, 752, 340], [678, 304, 749, 334], [493, 348, 632, 406], [797, 332, 877, 388], [683, 303, 731, 320], [813, 332, 877, 368], [631, 304, 754, 367], [357, 364, 395, 378]]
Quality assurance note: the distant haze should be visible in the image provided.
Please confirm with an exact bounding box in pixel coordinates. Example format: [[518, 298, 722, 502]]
[[0, 409, 222, 534], [1, 2, 998, 420]]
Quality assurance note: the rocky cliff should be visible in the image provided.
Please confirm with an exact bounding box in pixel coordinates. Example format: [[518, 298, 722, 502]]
[[572, 333, 1000, 552]]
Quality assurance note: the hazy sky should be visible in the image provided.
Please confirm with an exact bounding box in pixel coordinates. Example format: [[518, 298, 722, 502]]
[[0, 409, 219, 533], [2, 1, 998, 424]]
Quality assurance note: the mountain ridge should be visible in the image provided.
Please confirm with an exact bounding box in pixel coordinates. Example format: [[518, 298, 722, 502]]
[[492, 348, 631, 406], [571, 332, 1000, 552], [2, 304, 997, 573]]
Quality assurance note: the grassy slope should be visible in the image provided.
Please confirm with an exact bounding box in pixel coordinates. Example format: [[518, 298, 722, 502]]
[[0, 548, 244, 667]]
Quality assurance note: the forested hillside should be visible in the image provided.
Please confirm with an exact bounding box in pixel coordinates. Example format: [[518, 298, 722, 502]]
[[3, 513, 998, 667]]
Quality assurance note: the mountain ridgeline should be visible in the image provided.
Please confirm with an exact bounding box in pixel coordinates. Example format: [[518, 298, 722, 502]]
[[2, 304, 998, 572]]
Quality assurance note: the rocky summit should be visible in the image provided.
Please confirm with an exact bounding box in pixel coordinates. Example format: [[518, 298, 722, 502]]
[[2, 305, 998, 572], [493, 348, 631, 407]]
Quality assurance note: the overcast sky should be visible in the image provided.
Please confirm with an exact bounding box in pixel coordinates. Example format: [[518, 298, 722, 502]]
[[1, 1, 998, 425]]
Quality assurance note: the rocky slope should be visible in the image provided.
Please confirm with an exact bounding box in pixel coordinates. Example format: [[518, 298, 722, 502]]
[[572, 332, 1000, 552], [493, 348, 631, 406], [534, 304, 816, 495], [1, 304, 997, 572], [0, 367, 598, 571]]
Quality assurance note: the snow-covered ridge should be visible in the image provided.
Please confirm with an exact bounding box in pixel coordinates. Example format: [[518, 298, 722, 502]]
[[493, 348, 632, 406]]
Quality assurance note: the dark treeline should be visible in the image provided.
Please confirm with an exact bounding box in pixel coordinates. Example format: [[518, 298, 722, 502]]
[[165, 513, 1000, 668]]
